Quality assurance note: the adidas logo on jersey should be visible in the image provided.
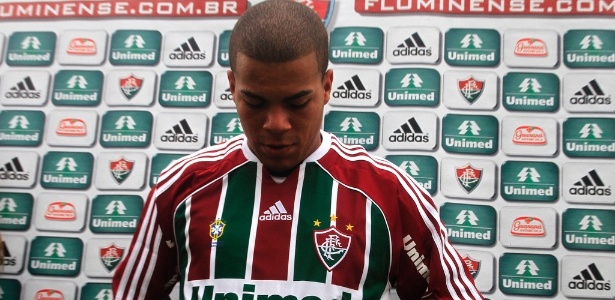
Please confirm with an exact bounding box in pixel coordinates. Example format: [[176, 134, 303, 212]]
[[389, 118, 429, 143], [332, 75, 371, 99], [5, 76, 41, 99], [392, 32, 432, 57], [568, 263, 611, 291], [160, 119, 198, 143], [570, 79, 611, 105], [0, 157, 29, 180], [569, 170, 611, 196], [169, 37, 207, 60], [259, 201, 292, 221]]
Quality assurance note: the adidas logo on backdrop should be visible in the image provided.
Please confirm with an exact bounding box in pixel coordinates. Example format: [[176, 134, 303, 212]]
[[169, 37, 206, 60], [382, 111, 436, 151], [563, 162, 614, 204], [569, 263, 611, 291], [570, 169, 611, 196], [163, 31, 215, 67], [386, 27, 440, 64], [259, 201, 292, 221], [563, 73, 615, 113], [562, 255, 615, 298]]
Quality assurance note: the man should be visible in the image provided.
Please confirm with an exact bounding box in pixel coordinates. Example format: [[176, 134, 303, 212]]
[[112, 1, 482, 299]]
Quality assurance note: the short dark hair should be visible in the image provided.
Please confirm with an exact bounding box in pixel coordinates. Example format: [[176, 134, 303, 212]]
[[229, 0, 329, 77]]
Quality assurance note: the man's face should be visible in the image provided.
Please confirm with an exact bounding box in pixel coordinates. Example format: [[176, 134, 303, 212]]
[[228, 52, 333, 174]]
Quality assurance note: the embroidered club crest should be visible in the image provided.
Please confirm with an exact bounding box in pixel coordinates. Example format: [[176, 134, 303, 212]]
[[100, 243, 125, 271], [456, 163, 483, 193], [462, 254, 481, 278], [457, 76, 485, 104], [210, 219, 226, 247], [313, 226, 351, 271], [109, 157, 134, 184], [119, 74, 144, 100], [298, 0, 335, 27]]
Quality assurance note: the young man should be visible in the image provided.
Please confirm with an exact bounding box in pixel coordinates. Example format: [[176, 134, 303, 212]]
[[112, 1, 482, 299]]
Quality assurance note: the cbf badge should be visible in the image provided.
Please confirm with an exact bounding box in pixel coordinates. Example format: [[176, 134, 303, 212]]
[[456, 164, 483, 193], [457, 76, 485, 104], [462, 254, 481, 278], [210, 219, 225, 247], [110, 157, 134, 184], [314, 226, 351, 271], [100, 243, 125, 272]]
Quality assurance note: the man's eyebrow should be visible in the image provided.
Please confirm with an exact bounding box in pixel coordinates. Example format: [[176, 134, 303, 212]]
[[240, 89, 313, 101]]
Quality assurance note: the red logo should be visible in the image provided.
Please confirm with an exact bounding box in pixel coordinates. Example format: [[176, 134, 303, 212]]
[[109, 157, 134, 184], [514, 38, 548, 57], [297, 0, 335, 26], [313, 226, 351, 271], [455, 164, 483, 193], [56, 118, 86, 136], [100, 243, 125, 271], [44, 202, 76, 220], [513, 126, 547, 145], [462, 255, 481, 278], [119, 74, 144, 100], [457, 75, 485, 104], [34, 289, 64, 299], [511, 216, 546, 236], [67, 38, 97, 55]]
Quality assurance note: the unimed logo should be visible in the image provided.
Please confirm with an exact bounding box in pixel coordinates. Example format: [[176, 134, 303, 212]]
[[40, 151, 93, 190], [109, 30, 161, 65], [28, 236, 83, 276], [564, 30, 615, 68], [563, 208, 615, 251], [52, 70, 103, 106], [499, 253, 558, 296], [149, 153, 184, 187], [0, 278, 21, 300], [0, 110, 44, 146], [0, 192, 33, 231], [90, 195, 143, 234], [158, 71, 212, 107], [386, 155, 437, 195], [440, 203, 496, 246], [445, 29, 500, 67], [384, 68, 440, 107], [503, 72, 559, 112], [210, 113, 243, 146], [324, 111, 379, 150], [501, 161, 558, 202], [564, 118, 615, 158], [100, 110, 153, 148], [329, 27, 383, 64], [442, 114, 498, 155], [6, 31, 56, 66], [81, 283, 113, 300]]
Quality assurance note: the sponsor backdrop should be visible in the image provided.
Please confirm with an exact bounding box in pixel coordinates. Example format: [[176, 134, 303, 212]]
[[0, 0, 614, 299]]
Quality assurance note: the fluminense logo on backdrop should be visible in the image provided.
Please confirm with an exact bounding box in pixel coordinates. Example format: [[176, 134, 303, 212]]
[[440, 203, 496, 246], [109, 30, 161, 65], [501, 161, 558, 202], [563, 118, 615, 158], [564, 29, 615, 68], [442, 114, 498, 155], [386, 27, 440, 64], [150, 153, 184, 187], [0, 193, 33, 231], [563, 73, 615, 113], [324, 111, 379, 150], [94, 152, 147, 191], [382, 111, 437, 151], [6, 31, 56, 66], [158, 71, 212, 107], [51, 70, 103, 106], [329, 27, 383, 64], [445, 29, 500, 67], [330, 69, 380, 107], [100, 111, 152, 148], [457, 75, 484, 104], [385, 155, 437, 195], [384, 68, 440, 107], [563, 208, 615, 251], [28, 236, 83, 276], [40, 151, 93, 190], [441, 158, 495, 200], [0, 110, 44, 147], [119, 74, 143, 101], [503, 72, 559, 112], [210, 113, 243, 146], [90, 195, 143, 234], [499, 253, 558, 296]]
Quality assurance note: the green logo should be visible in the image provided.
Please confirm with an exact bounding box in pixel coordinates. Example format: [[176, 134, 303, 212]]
[[384, 68, 440, 107], [445, 28, 499, 67], [211, 113, 243, 146], [0, 279, 21, 300], [440, 203, 496, 246], [499, 253, 558, 296], [100, 110, 153, 148], [385, 155, 437, 195], [40, 151, 94, 190], [52, 70, 103, 106], [217, 30, 231, 67], [0, 110, 44, 147], [81, 282, 113, 300], [501, 161, 558, 202], [442, 114, 498, 155], [563, 118, 615, 158], [0, 192, 33, 231], [150, 153, 185, 187], [90, 195, 143, 234], [28, 236, 83, 276], [324, 111, 379, 150], [109, 30, 161, 65], [6, 31, 56, 66], [158, 71, 212, 107], [503, 72, 559, 112], [329, 27, 383, 64], [564, 30, 615, 68], [563, 208, 615, 251]]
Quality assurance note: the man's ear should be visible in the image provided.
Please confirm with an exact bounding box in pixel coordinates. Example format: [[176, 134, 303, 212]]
[[227, 70, 235, 94], [322, 69, 333, 105]]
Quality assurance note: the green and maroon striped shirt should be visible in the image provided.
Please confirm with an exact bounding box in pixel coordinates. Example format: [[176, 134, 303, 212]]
[[113, 132, 482, 300]]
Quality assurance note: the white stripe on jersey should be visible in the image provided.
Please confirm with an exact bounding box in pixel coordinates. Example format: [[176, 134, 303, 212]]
[[326, 180, 339, 284], [287, 163, 306, 280], [328, 138, 481, 299], [183, 195, 194, 299], [245, 164, 264, 279], [358, 199, 373, 299]]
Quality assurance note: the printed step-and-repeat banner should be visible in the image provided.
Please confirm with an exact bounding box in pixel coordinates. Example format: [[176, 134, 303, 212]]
[[0, 0, 613, 299]]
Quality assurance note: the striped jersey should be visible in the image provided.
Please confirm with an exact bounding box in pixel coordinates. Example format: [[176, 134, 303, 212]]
[[112, 132, 482, 300]]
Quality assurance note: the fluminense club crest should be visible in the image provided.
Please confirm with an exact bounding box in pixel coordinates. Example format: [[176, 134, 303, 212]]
[[100, 243, 125, 271], [119, 74, 144, 100], [462, 254, 481, 278], [456, 164, 483, 193], [313, 226, 351, 271], [457, 75, 485, 104], [109, 157, 134, 184]]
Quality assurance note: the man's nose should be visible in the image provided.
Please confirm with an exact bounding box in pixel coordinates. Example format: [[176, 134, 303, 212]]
[[263, 106, 291, 132]]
